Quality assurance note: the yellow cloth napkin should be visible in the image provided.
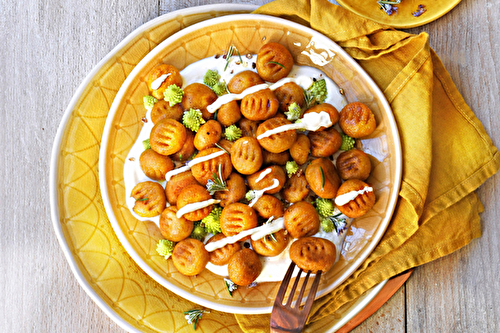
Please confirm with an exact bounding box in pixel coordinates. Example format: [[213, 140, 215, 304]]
[[235, 0, 500, 331]]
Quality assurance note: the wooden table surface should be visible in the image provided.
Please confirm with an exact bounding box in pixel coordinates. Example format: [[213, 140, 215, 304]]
[[1, 0, 499, 332]]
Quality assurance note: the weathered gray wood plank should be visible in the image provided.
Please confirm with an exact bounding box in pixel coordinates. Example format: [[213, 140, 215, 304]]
[[404, 0, 500, 332], [0, 0, 157, 332]]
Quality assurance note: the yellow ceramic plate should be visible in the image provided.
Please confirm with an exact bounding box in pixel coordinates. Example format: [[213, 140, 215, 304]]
[[99, 14, 402, 314], [337, 0, 461, 28]]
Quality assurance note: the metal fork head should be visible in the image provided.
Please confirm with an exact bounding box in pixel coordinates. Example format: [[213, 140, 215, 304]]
[[270, 262, 323, 333]]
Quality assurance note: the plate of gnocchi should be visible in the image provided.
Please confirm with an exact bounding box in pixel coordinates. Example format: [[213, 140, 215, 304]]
[[99, 13, 402, 314]]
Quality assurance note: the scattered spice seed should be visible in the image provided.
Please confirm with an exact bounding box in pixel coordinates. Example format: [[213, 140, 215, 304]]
[[141, 117, 148, 123]]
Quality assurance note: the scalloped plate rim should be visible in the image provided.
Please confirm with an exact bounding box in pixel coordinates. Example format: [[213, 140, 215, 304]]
[[50, 4, 260, 333], [98, 13, 402, 315]]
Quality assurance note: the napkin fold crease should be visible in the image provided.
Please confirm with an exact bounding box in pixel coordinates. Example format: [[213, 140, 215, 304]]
[[233, 0, 500, 331]]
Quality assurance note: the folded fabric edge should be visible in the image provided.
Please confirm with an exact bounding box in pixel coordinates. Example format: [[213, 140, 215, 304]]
[[308, 191, 483, 324]]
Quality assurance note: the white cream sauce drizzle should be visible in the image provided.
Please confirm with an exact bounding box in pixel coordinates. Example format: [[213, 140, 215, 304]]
[[206, 76, 314, 113], [335, 187, 373, 206], [176, 199, 221, 218], [256, 111, 333, 140], [254, 168, 272, 183], [164, 150, 226, 182], [248, 179, 280, 207], [150, 73, 170, 90], [205, 217, 284, 252]]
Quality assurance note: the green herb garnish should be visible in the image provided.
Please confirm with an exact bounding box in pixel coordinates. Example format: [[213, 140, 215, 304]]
[[305, 79, 327, 108], [284, 102, 302, 121], [320, 166, 325, 188], [183, 309, 210, 330], [156, 239, 175, 259], [163, 84, 184, 106], [285, 161, 299, 177], [201, 206, 222, 234], [224, 124, 242, 141], [315, 198, 335, 217], [214, 143, 229, 155], [267, 61, 286, 69], [224, 278, 238, 297], [206, 164, 228, 195], [182, 108, 205, 132], [136, 197, 148, 202], [340, 133, 355, 151], [143, 95, 158, 111], [224, 45, 242, 71], [142, 138, 151, 150]]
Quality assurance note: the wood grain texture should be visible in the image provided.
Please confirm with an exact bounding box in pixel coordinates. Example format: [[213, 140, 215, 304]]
[[0, 0, 498, 332]]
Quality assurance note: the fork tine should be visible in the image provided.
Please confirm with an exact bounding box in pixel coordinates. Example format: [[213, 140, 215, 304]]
[[274, 262, 296, 303], [302, 271, 323, 314], [285, 268, 303, 307], [294, 270, 311, 308]]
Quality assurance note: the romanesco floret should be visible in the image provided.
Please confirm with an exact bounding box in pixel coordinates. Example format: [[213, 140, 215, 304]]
[[284, 102, 302, 121], [285, 161, 299, 177], [203, 69, 220, 88], [245, 190, 256, 202], [182, 108, 205, 132], [156, 239, 175, 259], [340, 133, 355, 151], [320, 217, 335, 233], [163, 84, 184, 106], [143, 95, 158, 111], [306, 79, 327, 107], [224, 124, 242, 141], [142, 138, 151, 150], [315, 198, 335, 217], [202, 206, 222, 234], [212, 81, 228, 96], [190, 222, 208, 241]]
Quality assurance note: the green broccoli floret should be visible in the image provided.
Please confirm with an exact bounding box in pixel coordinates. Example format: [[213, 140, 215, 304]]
[[285, 161, 299, 177], [315, 198, 335, 217], [156, 239, 175, 259], [142, 138, 151, 150], [143, 95, 158, 111], [190, 222, 208, 241], [203, 69, 220, 88], [182, 108, 205, 132], [212, 81, 228, 96], [202, 206, 222, 234], [245, 190, 256, 202], [320, 217, 335, 233], [340, 133, 355, 151], [305, 79, 327, 107], [284, 102, 302, 121], [163, 84, 184, 106], [224, 124, 242, 141]]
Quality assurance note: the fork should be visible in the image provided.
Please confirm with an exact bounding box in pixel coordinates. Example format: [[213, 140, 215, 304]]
[[270, 262, 323, 333]]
